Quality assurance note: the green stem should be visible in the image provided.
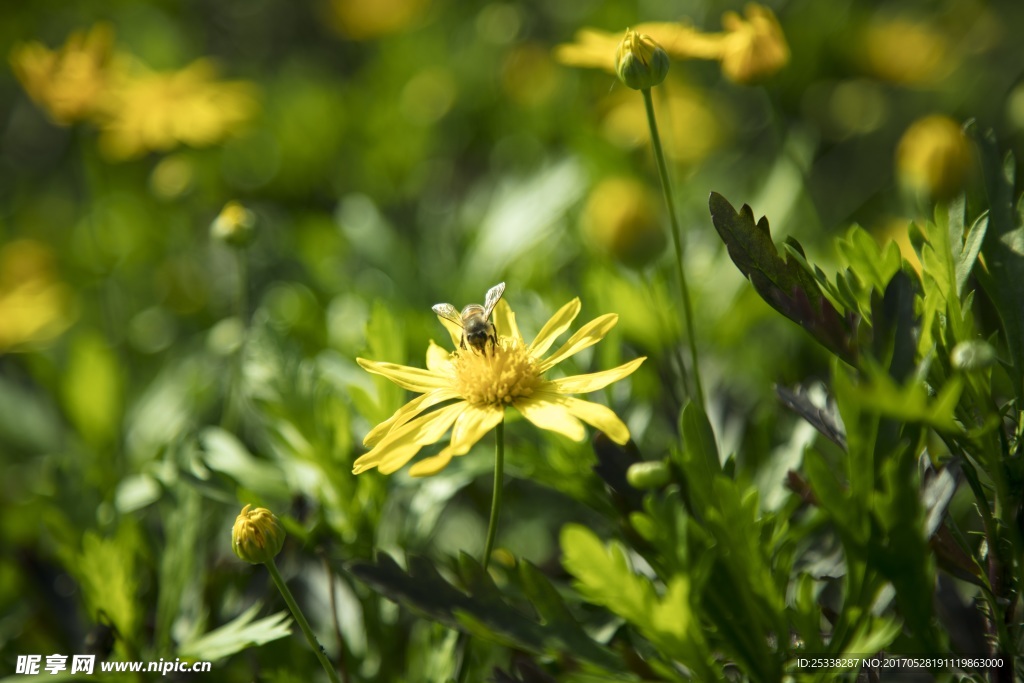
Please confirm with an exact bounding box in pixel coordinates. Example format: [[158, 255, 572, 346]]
[[455, 420, 506, 682], [641, 87, 705, 408], [266, 558, 343, 683], [221, 248, 249, 431], [482, 420, 505, 570]]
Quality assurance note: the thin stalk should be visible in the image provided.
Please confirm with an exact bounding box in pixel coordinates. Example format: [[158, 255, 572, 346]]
[[482, 420, 505, 571], [455, 420, 506, 682], [221, 248, 249, 431], [320, 550, 351, 683], [641, 87, 705, 408], [265, 558, 342, 683]]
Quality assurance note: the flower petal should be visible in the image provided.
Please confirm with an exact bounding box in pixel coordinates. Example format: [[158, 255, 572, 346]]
[[514, 395, 587, 442], [353, 402, 466, 474], [408, 406, 504, 477], [536, 313, 618, 373], [407, 451, 455, 477], [529, 298, 581, 358], [363, 387, 461, 447], [426, 340, 455, 372], [357, 357, 448, 392], [556, 394, 631, 445], [448, 405, 505, 456], [492, 299, 522, 343], [546, 357, 646, 394]]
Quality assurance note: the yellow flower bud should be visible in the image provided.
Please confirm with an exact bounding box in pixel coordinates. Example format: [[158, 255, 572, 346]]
[[232, 504, 285, 564], [615, 29, 669, 91], [211, 201, 256, 247], [582, 177, 666, 269], [896, 115, 972, 202]]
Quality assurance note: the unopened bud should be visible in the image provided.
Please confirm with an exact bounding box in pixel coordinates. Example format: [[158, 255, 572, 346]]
[[950, 340, 997, 371], [211, 201, 256, 247], [615, 29, 669, 91], [626, 460, 672, 490], [232, 504, 285, 564]]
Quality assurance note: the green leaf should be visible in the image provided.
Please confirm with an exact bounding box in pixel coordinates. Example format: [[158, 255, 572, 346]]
[[155, 479, 203, 653], [842, 364, 962, 433], [178, 604, 291, 661], [560, 525, 717, 679], [709, 192, 857, 363], [348, 552, 623, 671], [200, 427, 291, 500], [835, 225, 903, 303], [74, 527, 140, 654], [675, 402, 721, 515], [968, 123, 1024, 383]]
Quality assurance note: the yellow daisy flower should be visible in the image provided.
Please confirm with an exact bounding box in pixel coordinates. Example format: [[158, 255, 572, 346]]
[[354, 298, 645, 477], [9, 23, 118, 125], [94, 58, 259, 160]]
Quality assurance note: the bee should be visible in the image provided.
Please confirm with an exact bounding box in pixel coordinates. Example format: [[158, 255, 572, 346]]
[[433, 282, 505, 353]]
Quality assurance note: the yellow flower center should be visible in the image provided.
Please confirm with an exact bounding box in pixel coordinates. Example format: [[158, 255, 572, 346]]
[[452, 336, 539, 407]]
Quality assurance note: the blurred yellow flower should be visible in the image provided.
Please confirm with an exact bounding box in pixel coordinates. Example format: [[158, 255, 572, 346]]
[[582, 177, 665, 269], [0, 240, 75, 353], [325, 0, 428, 40], [896, 115, 972, 202], [554, 3, 788, 84], [717, 4, 790, 84], [354, 298, 644, 477], [95, 58, 259, 160], [9, 23, 118, 125], [861, 16, 951, 86]]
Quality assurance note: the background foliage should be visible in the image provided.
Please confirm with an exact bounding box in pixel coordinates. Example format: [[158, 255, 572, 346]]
[[3, 0, 1024, 681]]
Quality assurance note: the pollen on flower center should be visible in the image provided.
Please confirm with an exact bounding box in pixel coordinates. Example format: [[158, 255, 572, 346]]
[[452, 337, 539, 407]]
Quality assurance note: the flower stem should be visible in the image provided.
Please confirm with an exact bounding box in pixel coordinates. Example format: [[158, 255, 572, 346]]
[[265, 557, 342, 683], [221, 248, 249, 431], [455, 419, 506, 682], [482, 419, 505, 571], [641, 87, 705, 408]]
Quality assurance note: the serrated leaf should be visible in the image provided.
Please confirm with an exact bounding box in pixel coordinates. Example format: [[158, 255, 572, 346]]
[[178, 604, 291, 661], [560, 525, 716, 679], [709, 192, 857, 363], [75, 528, 140, 650]]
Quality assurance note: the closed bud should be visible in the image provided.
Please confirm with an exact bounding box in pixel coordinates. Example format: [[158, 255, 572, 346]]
[[211, 201, 256, 247], [950, 340, 997, 371], [626, 460, 672, 490], [232, 504, 285, 564], [615, 29, 669, 91]]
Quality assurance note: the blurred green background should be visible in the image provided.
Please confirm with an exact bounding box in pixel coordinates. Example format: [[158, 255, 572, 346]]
[[2, 0, 1024, 679]]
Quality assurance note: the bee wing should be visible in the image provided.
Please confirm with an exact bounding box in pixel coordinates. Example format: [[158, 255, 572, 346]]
[[432, 303, 464, 328], [481, 282, 505, 317]]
